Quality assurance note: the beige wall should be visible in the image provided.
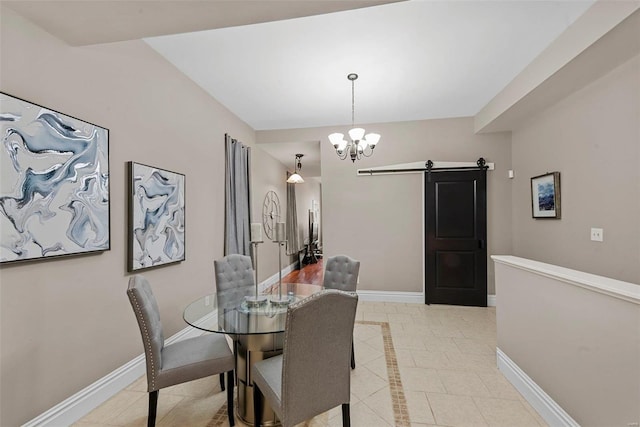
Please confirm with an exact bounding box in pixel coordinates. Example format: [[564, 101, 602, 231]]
[[259, 118, 512, 294], [5, 4, 636, 426], [511, 54, 640, 285], [249, 147, 291, 282], [494, 258, 640, 426], [0, 8, 285, 426]]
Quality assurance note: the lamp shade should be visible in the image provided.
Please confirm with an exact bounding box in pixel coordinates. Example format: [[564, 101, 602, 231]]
[[286, 173, 304, 184], [365, 133, 380, 147], [328, 133, 344, 146], [348, 127, 365, 141], [250, 223, 263, 242], [275, 222, 286, 242]]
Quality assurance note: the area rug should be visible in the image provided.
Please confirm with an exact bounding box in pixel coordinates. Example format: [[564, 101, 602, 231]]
[[208, 321, 410, 426]]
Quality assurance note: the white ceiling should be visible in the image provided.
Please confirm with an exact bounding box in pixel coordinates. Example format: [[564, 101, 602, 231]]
[[143, 0, 594, 176], [145, 0, 595, 132], [5, 0, 596, 177]]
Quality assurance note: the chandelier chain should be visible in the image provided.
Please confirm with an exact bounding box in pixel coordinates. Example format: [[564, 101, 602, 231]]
[[351, 78, 355, 127]]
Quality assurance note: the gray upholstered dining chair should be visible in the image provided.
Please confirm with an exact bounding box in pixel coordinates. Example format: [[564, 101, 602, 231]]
[[127, 275, 235, 427], [213, 254, 256, 386], [323, 254, 360, 369], [214, 253, 256, 310], [252, 289, 358, 427]]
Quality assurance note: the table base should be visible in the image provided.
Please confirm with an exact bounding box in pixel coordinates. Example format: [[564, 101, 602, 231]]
[[235, 332, 284, 426]]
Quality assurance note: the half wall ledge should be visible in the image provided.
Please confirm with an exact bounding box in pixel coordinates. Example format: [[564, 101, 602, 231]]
[[492, 254, 640, 426], [491, 255, 640, 305]]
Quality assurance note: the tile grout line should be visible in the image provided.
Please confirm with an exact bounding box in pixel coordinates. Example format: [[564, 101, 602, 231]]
[[357, 320, 411, 427], [208, 320, 411, 426]]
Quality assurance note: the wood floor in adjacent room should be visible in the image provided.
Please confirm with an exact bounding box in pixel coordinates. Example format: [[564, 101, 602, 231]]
[[74, 260, 547, 427]]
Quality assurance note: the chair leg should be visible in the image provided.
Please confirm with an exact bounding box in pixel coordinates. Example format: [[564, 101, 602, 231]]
[[220, 373, 225, 391], [253, 383, 263, 427], [226, 370, 235, 426], [233, 340, 239, 385], [148, 390, 159, 427], [351, 339, 356, 370], [342, 403, 350, 427]]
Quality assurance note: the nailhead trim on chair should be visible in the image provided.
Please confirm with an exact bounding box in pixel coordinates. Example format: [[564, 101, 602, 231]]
[[129, 292, 156, 390], [280, 289, 355, 424]]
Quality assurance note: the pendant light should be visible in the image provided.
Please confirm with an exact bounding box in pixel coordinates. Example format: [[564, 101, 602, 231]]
[[328, 73, 380, 162], [286, 154, 304, 184]]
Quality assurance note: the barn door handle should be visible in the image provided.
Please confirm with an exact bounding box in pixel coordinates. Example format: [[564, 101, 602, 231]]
[[478, 239, 485, 249]]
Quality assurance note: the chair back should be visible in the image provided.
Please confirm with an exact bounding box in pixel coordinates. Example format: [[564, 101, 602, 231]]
[[323, 255, 360, 292], [127, 275, 164, 392], [214, 254, 256, 310], [281, 289, 358, 426]]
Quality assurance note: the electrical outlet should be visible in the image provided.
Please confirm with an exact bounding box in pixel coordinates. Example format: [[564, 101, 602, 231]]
[[590, 228, 603, 242]]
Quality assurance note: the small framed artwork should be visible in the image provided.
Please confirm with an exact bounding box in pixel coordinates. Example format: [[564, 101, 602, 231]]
[[128, 162, 185, 271], [0, 92, 110, 264], [531, 172, 561, 219]]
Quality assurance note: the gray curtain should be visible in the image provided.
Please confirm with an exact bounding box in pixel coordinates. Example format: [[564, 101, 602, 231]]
[[224, 134, 251, 256], [286, 174, 301, 256]]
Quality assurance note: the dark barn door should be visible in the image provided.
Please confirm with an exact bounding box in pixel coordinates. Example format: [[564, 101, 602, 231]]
[[425, 170, 487, 306]]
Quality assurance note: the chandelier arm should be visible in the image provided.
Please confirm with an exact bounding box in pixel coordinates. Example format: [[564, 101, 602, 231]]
[[336, 148, 349, 161], [361, 149, 374, 158]]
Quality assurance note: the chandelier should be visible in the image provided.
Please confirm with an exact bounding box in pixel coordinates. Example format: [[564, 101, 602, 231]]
[[328, 73, 380, 162], [286, 154, 304, 184]]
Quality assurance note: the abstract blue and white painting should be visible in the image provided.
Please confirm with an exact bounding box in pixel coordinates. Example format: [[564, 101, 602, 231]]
[[531, 172, 561, 219], [128, 162, 185, 271], [0, 92, 110, 263]]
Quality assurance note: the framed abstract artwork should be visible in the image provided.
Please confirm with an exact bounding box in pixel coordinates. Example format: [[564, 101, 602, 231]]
[[128, 162, 185, 271], [0, 92, 110, 264], [531, 171, 561, 219]]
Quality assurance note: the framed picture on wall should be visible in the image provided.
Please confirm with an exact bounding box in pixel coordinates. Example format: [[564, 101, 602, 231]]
[[128, 162, 185, 271], [531, 172, 561, 219], [0, 92, 110, 264]]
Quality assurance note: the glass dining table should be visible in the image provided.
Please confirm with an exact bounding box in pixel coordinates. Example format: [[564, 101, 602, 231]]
[[183, 283, 322, 426]]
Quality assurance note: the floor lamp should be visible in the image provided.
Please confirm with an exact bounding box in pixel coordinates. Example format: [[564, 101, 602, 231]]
[[271, 222, 290, 305]]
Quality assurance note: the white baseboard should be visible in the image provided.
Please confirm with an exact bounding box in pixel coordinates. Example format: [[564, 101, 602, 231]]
[[357, 291, 497, 306], [258, 261, 297, 292], [487, 294, 496, 307], [23, 276, 490, 427], [23, 311, 217, 427], [357, 290, 424, 303], [496, 348, 579, 427], [26, 262, 297, 426]]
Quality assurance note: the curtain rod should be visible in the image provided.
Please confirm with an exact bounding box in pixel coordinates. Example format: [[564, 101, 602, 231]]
[[357, 158, 494, 176]]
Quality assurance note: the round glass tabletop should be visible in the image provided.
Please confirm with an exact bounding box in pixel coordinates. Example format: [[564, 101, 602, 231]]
[[183, 283, 322, 335]]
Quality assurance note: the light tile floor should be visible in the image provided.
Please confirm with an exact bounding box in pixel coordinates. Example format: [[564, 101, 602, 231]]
[[74, 302, 548, 427]]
